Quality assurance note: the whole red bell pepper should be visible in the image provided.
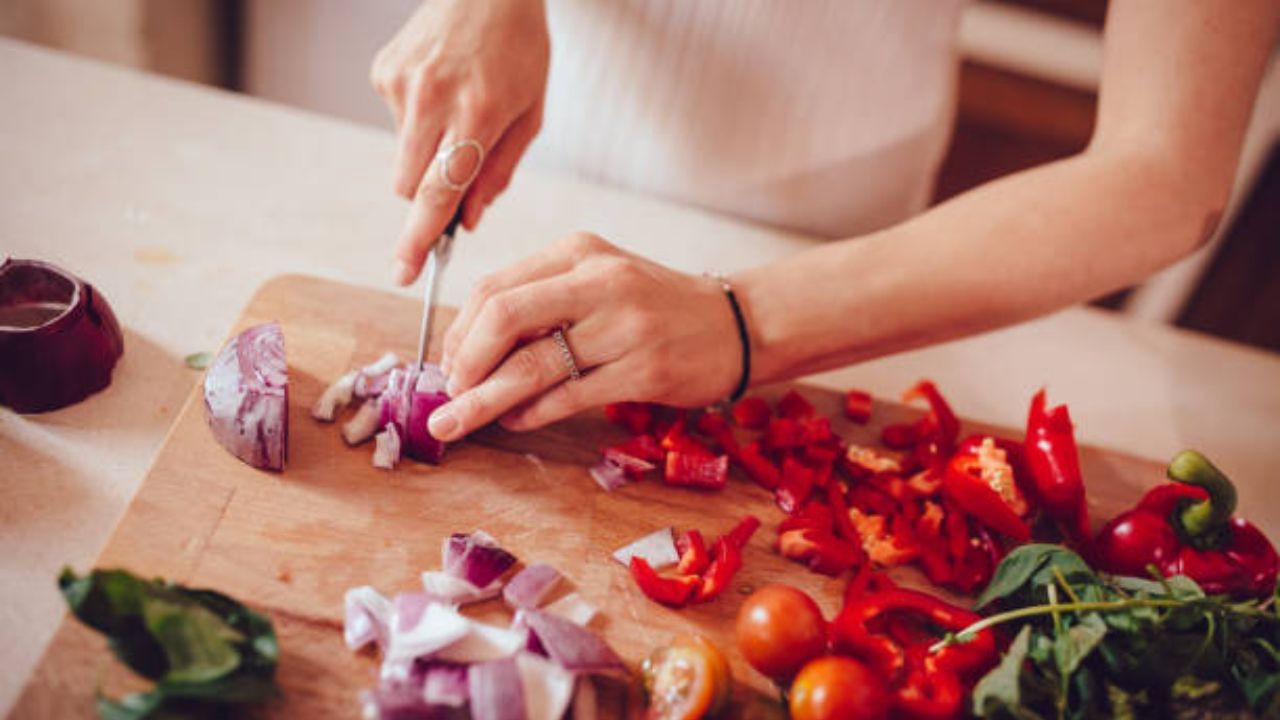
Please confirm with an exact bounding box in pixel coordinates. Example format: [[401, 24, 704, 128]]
[[1094, 450, 1279, 598], [1024, 389, 1090, 545], [830, 588, 997, 720]]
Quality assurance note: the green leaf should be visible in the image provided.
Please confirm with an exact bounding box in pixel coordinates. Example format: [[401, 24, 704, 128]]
[[142, 598, 242, 685], [1053, 613, 1108, 677], [974, 624, 1033, 717], [975, 544, 1096, 609], [61, 568, 168, 679], [183, 352, 212, 370], [96, 691, 164, 720]]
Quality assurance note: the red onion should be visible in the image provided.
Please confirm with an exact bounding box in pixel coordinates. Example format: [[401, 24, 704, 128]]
[[202, 322, 288, 471], [588, 459, 632, 492], [0, 258, 124, 413], [343, 585, 391, 651], [443, 531, 518, 588], [469, 657, 526, 720], [379, 364, 450, 464], [503, 564, 562, 611], [516, 652, 575, 720], [520, 611, 626, 677], [611, 528, 679, 569]]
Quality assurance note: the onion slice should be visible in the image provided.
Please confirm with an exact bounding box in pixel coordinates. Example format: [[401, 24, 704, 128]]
[[421, 571, 503, 605], [517, 652, 575, 720], [379, 364, 450, 464], [588, 459, 632, 492], [202, 321, 288, 471], [0, 258, 125, 413], [503, 564, 562, 611], [611, 528, 679, 569], [469, 657, 527, 720], [443, 531, 518, 588], [343, 585, 392, 651], [543, 592, 598, 627], [520, 610, 627, 677], [372, 423, 401, 470], [311, 370, 356, 422], [342, 399, 381, 446]]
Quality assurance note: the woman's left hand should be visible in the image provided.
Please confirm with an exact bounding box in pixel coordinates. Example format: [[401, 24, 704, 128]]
[[428, 233, 742, 441]]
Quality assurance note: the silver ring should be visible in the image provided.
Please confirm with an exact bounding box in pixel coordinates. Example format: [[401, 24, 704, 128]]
[[435, 138, 484, 191], [551, 328, 582, 381]]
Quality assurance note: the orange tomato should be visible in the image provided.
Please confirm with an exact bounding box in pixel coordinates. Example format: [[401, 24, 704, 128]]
[[642, 635, 731, 720], [736, 584, 828, 679]]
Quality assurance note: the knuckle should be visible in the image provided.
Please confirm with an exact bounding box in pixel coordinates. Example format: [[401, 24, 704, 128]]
[[470, 273, 503, 304], [507, 345, 547, 383], [484, 291, 522, 334], [561, 232, 605, 259], [459, 91, 501, 128]]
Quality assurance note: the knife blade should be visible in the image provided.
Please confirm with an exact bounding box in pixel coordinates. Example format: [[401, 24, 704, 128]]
[[415, 212, 462, 369]]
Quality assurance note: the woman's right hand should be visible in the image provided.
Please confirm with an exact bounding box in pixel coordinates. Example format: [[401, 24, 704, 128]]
[[371, 0, 550, 285]]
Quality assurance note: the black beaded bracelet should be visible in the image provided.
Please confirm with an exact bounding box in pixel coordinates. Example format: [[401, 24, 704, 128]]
[[708, 273, 751, 403]]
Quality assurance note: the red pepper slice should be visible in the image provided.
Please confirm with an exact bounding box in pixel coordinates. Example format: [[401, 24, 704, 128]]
[[608, 433, 664, 463], [1024, 389, 1090, 545], [628, 557, 700, 607], [675, 529, 710, 576], [695, 411, 739, 456], [731, 396, 771, 430], [777, 527, 861, 577], [881, 423, 919, 450], [902, 380, 960, 453], [776, 456, 818, 514], [692, 538, 742, 603], [660, 419, 713, 457], [843, 389, 874, 424], [942, 451, 1030, 541], [778, 501, 835, 534], [777, 389, 815, 419], [723, 515, 762, 550], [733, 440, 782, 490], [825, 481, 869, 565], [604, 401, 655, 435], [664, 452, 729, 490], [763, 418, 805, 450]]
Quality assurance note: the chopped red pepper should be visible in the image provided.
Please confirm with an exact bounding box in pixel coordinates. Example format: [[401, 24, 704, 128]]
[[841, 444, 906, 480], [763, 418, 806, 450], [723, 514, 761, 549], [843, 389, 874, 424], [694, 410, 739, 456], [731, 396, 771, 430], [628, 557, 700, 607], [664, 452, 729, 490], [659, 419, 713, 457], [941, 441, 1031, 541], [777, 389, 815, 419], [777, 527, 862, 576], [779, 501, 835, 534], [604, 401, 655, 435], [607, 433, 664, 463], [901, 380, 960, 454], [1024, 389, 1090, 545], [825, 482, 869, 565], [692, 537, 743, 603], [881, 423, 919, 450], [733, 440, 782, 490], [776, 456, 818, 514], [674, 529, 710, 576]]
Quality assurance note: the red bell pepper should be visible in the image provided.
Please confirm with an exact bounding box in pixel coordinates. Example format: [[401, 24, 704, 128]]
[[664, 452, 729, 490], [941, 439, 1030, 541], [1024, 389, 1090, 545], [733, 440, 782, 490], [723, 514, 762, 549], [778, 389, 815, 419], [764, 418, 806, 450], [731, 396, 771, 430], [843, 389, 874, 424], [604, 401, 655, 435], [777, 527, 862, 576], [881, 423, 919, 450], [1094, 450, 1279, 598], [675, 529, 710, 575], [628, 557, 699, 607], [607, 433, 664, 463], [903, 380, 960, 453], [830, 588, 998, 720], [692, 537, 742, 603], [776, 456, 818, 514], [826, 482, 869, 565]]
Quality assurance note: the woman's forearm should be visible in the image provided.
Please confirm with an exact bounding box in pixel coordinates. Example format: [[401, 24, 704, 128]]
[[736, 149, 1224, 384]]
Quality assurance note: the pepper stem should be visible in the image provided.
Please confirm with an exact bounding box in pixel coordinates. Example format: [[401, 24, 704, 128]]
[[1167, 450, 1237, 539]]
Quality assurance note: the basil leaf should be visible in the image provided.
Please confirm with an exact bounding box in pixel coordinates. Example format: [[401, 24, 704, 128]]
[[1054, 613, 1108, 677], [975, 544, 1096, 609], [973, 624, 1034, 717], [60, 568, 168, 679], [183, 352, 212, 371], [142, 598, 242, 685]]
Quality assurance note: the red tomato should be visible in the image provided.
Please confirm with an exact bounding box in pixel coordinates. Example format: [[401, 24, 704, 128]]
[[789, 656, 890, 720], [642, 635, 731, 720], [735, 585, 827, 679]]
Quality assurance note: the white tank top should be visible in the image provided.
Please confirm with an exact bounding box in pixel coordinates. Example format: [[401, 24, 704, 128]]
[[525, 0, 968, 238]]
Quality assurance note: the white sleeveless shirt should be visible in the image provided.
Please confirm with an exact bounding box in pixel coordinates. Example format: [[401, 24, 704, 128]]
[[525, 0, 968, 238]]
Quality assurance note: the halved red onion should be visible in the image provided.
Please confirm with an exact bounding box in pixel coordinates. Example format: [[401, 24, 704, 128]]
[[520, 610, 626, 677], [379, 364, 450, 464], [203, 321, 288, 471], [517, 652, 575, 720], [373, 423, 401, 470], [588, 459, 631, 492], [469, 657, 526, 720], [503, 564, 562, 611], [342, 398, 381, 446], [0, 258, 124, 413], [611, 528, 679, 569], [344, 585, 392, 651], [443, 531, 517, 588], [543, 593, 598, 627]]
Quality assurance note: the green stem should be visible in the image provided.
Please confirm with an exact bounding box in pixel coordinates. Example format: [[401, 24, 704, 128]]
[[1168, 450, 1236, 537], [928, 599, 1184, 654]]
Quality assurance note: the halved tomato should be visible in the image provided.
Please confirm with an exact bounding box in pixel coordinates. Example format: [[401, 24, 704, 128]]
[[642, 635, 731, 720]]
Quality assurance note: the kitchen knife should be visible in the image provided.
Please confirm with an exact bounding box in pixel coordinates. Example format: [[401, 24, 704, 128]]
[[415, 212, 461, 369]]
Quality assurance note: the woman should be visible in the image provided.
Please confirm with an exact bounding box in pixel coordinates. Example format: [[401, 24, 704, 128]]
[[369, 0, 1278, 444]]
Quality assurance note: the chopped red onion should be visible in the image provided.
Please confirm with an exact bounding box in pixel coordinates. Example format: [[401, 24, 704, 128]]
[[383, 602, 471, 673], [588, 459, 632, 492], [468, 657, 526, 720], [571, 678, 598, 720], [436, 620, 529, 664], [502, 564, 562, 611], [373, 423, 401, 470], [421, 662, 469, 709], [312, 369, 356, 422], [354, 352, 399, 400], [516, 652, 575, 720], [362, 351, 401, 377], [442, 531, 517, 588], [343, 399, 382, 446], [344, 585, 392, 651], [0, 258, 124, 413], [420, 571, 502, 605], [361, 661, 468, 720], [602, 447, 656, 476], [378, 364, 450, 464], [542, 593, 598, 627], [203, 321, 288, 471], [520, 610, 626, 677], [611, 528, 679, 569]]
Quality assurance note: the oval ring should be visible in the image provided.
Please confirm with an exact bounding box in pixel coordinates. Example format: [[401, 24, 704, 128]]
[[435, 138, 485, 192]]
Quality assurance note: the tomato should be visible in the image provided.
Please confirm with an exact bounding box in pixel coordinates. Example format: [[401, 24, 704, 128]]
[[735, 584, 827, 679], [789, 656, 890, 720], [642, 635, 731, 720]]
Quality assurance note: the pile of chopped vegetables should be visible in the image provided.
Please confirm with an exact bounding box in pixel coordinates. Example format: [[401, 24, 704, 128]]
[[344, 530, 625, 720], [615, 517, 761, 608], [311, 352, 451, 469]]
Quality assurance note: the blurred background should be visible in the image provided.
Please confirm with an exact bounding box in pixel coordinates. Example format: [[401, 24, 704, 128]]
[[3, 0, 1276, 352]]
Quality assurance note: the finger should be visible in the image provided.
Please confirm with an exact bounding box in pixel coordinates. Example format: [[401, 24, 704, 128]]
[[369, 53, 407, 130], [500, 361, 631, 432], [393, 123, 497, 285], [441, 241, 586, 368], [393, 76, 447, 199], [446, 273, 590, 393], [461, 106, 542, 230], [428, 328, 590, 441]]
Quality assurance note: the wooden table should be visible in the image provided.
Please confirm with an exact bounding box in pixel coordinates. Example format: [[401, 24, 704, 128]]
[[2, 38, 1279, 714]]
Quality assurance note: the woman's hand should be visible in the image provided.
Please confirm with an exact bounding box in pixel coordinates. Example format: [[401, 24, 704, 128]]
[[371, 0, 550, 285], [427, 234, 743, 441]]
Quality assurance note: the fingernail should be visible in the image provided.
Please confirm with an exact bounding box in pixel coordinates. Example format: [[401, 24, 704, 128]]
[[394, 260, 414, 286], [429, 407, 459, 440]]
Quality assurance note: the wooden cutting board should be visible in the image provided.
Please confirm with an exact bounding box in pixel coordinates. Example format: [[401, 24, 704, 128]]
[[10, 274, 1166, 718]]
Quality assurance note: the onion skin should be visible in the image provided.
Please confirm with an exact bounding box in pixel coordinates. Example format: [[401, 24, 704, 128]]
[[203, 322, 288, 471], [0, 258, 124, 413]]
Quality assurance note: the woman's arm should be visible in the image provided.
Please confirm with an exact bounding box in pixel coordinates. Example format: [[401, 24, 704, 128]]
[[742, 0, 1279, 383], [427, 0, 1279, 442]]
